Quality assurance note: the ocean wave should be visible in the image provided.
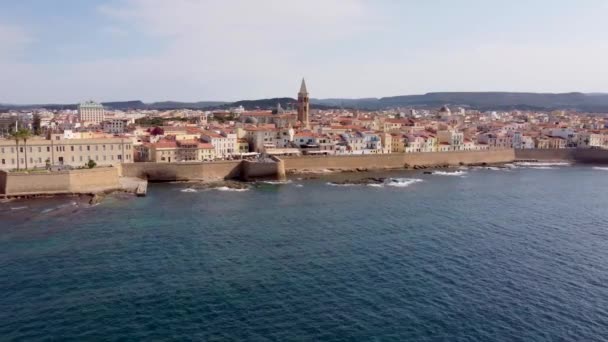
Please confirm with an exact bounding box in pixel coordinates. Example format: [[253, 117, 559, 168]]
[[367, 183, 384, 188], [386, 178, 423, 188], [213, 187, 249, 192], [593, 167, 608, 171], [260, 180, 292, 185], [294, 184, 304, 188], [181, 188, 198, 193], [326, 182, 358, 187], [515, 162, 570, 167], [529, 166, 556, 170], [10, 206, 27, 211], [432, 171, 467, 176]]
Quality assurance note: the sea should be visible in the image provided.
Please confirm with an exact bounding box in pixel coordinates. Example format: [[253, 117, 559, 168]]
[[2, 163, 608, 341]]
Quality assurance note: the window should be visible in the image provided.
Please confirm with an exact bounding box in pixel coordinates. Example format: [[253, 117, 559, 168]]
[[79, 146, 82, 151], [19, 147, 23, 153], [71, 146, 74, 151], [29, 158, 33, 163], [95, 146, 98, 151], [0, 148, 3, 153], [38, 158, 42, 163], [118, 155, 122, 160], [87, 146, 90, 151], [1, 159, 4, 165]]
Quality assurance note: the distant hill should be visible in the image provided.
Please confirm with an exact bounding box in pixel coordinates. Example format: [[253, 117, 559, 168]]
[[311, 92, 608, 112], [4, 92, 608, 112]]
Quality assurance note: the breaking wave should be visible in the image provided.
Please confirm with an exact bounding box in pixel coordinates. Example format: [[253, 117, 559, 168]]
[[432, 170, 467, 176]]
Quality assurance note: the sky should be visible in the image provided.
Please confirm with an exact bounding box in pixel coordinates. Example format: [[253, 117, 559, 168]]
[[1, 0, 608, 104]]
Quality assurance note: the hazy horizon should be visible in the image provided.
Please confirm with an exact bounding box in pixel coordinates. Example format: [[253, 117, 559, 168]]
[[2, 0, 608, 104]]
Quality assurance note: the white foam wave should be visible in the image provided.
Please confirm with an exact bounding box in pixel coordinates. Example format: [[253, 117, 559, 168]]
[[367, 183, 384, 188], [386, 178, 423, 188], [181, 188, 198, 193], [593, 167, 608, 171], [326, 182, 357, 187], [213, 186, 249, 192], [294, 184, 304, 188], [432, 170, 467, 176], [529, 166, 555, 170], [10, 206, 27, 211], [515, 162, 570, 167], [260, 180, 292, 185]]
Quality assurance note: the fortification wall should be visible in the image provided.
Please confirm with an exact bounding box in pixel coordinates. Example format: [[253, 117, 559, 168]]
[[514, 149, 608, 163], [120, 161, 242, 181], [241, 160, 280, 180], [69, 168, 120, 193], [283, 149, 516, 171], [0, 167, 120, 196]]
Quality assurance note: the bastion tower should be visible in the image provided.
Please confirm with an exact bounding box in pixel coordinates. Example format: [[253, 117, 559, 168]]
[[297, 78, 310, 128]]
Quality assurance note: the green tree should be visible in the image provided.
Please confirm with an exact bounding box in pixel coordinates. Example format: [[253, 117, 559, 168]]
[[87, 159, 97, 169], [9, 128, 32, 170], [32, 114, 42, 135]]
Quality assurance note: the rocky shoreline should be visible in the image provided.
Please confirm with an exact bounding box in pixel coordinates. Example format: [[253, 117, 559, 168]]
[[286, 161, 508, 175]]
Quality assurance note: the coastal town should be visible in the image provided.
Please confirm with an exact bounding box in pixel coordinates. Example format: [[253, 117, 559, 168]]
[[0, 79, 607, 172]]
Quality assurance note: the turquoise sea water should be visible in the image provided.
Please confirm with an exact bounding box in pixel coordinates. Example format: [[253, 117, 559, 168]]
[[2, 165, 608, 341]]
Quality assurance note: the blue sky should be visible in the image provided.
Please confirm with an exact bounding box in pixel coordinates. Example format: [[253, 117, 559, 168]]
[[1, 0, 607, 103]]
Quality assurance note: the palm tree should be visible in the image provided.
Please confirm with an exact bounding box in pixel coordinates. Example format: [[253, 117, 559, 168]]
[[21, 129, 32, 170], [10, 129, 32, 170]]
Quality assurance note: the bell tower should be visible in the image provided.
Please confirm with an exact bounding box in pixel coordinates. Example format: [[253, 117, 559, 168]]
[[297, 78, 309, 128]]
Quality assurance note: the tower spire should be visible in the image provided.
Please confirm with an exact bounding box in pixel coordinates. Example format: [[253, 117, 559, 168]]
[[299, 78, 308, 95]]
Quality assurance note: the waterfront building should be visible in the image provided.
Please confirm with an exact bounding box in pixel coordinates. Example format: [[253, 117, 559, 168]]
[[78, 101, 105, 125], [201, 131, 237, 158], [437, 130, 464, 151], [144, 139, 216, 163], [0, 135, 132, 170], [297, 79, 310, 128]]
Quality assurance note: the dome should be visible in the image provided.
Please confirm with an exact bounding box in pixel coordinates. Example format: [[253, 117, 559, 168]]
[[439, 105, 451, 113], [244, 116, 258, 124]]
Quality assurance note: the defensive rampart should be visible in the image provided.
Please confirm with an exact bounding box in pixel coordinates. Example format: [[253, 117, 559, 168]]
[[120, 161, 242, 181], [514, 149, 608, 163], [0, 167, 120, 196], [282, 149, 516, 172]]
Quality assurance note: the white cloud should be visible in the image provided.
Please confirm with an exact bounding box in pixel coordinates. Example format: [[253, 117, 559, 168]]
[[3, 1, 608, 103]]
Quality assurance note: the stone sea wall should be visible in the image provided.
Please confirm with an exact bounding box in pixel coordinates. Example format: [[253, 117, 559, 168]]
[[514, 149, 608, 163], [121, 161, 243, 181], [0, 167, 120, 196], [282, 149, 516, 172]]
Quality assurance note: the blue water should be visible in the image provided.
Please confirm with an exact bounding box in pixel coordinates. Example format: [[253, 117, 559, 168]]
[[2, 165, 608, 341]]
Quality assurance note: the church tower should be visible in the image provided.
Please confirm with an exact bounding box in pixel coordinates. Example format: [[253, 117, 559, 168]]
[[297, 78, 310, 128]]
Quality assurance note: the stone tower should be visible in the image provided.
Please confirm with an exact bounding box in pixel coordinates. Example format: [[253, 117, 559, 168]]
[[297, 78, 310, 128]]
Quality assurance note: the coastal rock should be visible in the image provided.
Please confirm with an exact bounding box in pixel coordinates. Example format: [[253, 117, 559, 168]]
[[330, 177, 386, 185], [89, 193, 105, 205], [190, 180, 250, 190]]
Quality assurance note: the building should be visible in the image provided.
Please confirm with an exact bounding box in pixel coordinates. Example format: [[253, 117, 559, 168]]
[[201, 131, 237, 158], [297, 78, 310, 128], [78, 101, 105, 125], [145, 139, 216, 163], [0, 135, 133, 170], [102, 119, 129, 134]]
